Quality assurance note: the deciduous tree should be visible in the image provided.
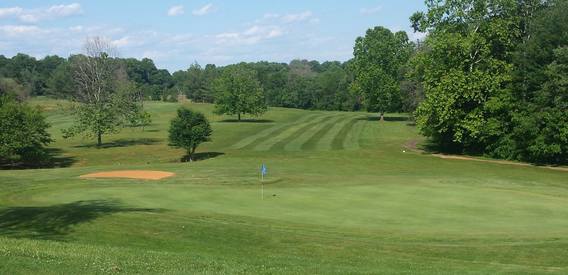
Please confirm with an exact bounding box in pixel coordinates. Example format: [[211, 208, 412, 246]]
[[351, 27, 413, 120], [213, 64, 267, 121], [63, 37, 145, 147]]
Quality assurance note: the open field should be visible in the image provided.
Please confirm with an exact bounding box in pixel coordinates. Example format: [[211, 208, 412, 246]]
[[1, 99, 568, 274]]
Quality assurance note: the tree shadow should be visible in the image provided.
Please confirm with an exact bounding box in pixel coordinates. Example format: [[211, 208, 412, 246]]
[[181, 152, 225, 162], [0, 148, 77, 170], [420, 140, 483, 156], [0, 200, 161, 240], [219, 119, 274, 123], [43, 148, 77, 168], [357, 116, 410, 122], [74, 138, 162, 149]]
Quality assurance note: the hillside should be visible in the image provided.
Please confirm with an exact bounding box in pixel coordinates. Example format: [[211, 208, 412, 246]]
[[1, 99, 568, 274]]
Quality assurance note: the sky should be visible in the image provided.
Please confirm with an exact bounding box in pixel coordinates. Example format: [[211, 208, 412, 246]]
[[0, 0, 426, 72]]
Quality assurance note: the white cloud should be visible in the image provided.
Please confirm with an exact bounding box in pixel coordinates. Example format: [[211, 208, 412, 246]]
[[0, 25, 45, 36], [360, 6, 382, 15], [46, 3, 82, 17], [282, 11, 313, 23], [0, 7, 23, 18], [215, 25, 284, 46], [69, 25, 84, 32], [257, 11, 317, 25], [167, 5, 184, 16], [192, 4, 214, 16], [0, 3, 82, 23], [111, 36, 130, 47]]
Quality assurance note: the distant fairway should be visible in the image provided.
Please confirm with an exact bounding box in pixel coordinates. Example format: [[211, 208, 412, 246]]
[[1, 99, 568, 274]]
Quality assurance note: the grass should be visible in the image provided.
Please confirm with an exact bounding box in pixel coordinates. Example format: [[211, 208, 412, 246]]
[[1, 98, 568, 274]]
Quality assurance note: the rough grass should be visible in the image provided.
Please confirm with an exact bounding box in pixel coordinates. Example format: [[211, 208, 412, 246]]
[[1, 99, 568, 274]]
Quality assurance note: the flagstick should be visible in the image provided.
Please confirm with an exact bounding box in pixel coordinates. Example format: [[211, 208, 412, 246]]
[[261, 173, 264, 200]]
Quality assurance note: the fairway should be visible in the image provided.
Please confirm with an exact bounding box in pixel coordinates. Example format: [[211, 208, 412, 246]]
[[1, 100, 568, 274]]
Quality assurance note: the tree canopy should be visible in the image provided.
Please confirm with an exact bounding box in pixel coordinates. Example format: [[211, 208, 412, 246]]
[[168, 107, 212, 162], [213, 64, 267, 121], [411, 0, 567, 164], [351, 27, 413, 118], [0, 93, 52, 167], [62, 37, 146, 147]]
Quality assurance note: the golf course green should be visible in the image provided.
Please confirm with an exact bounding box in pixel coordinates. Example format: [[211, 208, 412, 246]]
[[1, 99, 567, 274]]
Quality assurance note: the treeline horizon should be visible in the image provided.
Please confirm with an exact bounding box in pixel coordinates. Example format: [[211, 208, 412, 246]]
[[0, 54, 367, 111]]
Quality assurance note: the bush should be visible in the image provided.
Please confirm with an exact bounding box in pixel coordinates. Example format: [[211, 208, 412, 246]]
[[168, 107, 212, 162], [0, 95, 52, 167]]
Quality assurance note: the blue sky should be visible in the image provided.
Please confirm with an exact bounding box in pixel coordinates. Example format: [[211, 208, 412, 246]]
[[0, 0, 426, 72]]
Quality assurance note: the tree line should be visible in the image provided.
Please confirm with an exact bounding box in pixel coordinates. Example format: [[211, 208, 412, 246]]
[[0, 54, 361, 111], [411, 0, 567, 164]]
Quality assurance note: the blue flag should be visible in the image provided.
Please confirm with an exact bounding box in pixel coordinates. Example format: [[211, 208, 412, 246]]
[[261, 164, 267, 176]]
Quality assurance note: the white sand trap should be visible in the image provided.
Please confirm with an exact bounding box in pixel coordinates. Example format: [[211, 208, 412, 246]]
[[80, 170, 175, 180]]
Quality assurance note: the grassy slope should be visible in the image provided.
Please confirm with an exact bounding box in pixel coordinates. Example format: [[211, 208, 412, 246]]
[[1, 99, 568, 274]]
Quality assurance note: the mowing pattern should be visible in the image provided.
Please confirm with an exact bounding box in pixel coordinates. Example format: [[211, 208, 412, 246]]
[[232, 112, 366, 152]]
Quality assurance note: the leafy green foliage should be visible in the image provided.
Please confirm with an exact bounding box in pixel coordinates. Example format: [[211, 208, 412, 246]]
[[503, 0, 568, 163], [0, 77, 30, 101], [0, 95, 52, 166], [46, 61, 74, 99], [351, 27, 413, 116], [213, 64, 267, 121], [62, 42, 146, 147], [411, 0, 566, 164], [168, 107, 212, 161]]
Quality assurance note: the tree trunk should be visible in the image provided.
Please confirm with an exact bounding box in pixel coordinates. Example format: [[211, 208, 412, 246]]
[[97, 132, 102, 147], [379, 112, 384, 122], [238, 113, 241, 121], [188, 146, 196, 162]]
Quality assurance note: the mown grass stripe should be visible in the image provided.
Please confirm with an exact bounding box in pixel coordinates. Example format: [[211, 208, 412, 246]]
[[284, 114, 344, 152], [343, 120, 366, 150], [230, 113, 319, 150], [301, 115, 352, 151], [254, 114, 331, 151], [331, 117, 360, 150], [313, 115, 355, 151]]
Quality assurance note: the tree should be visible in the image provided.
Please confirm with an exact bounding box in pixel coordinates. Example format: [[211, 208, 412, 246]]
[[411, 0, 535, 152], [504, 0, 568, 163], [351, 27, 413, 120], [46, 61, 74, 99], [213, 64, 267, 121], [0, 78, 30, 101], [129, 110, 152, 131], [168, 108, 212, 162], [0, 94, 52, 167], [63, 37, 145, 147]]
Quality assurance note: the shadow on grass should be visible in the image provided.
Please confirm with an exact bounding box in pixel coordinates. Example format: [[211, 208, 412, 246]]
[[181, 152, 225, 163], [219, 119, 274, 123], [45, 148, 77, 168], [420, 139, 483, 156], [0, 200, 161, 240], [74, 138, 162, 149], [357, 116, 410, 122], [0, 148, 77, 170]]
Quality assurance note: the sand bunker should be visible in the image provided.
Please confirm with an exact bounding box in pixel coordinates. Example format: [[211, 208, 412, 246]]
[[80, 170, 175, 180]]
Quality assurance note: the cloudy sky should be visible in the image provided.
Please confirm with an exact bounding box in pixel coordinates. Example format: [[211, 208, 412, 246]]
[[0, 0, 426, 72]]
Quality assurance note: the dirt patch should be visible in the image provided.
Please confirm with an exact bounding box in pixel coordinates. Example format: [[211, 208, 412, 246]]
[[80, 170, 175, 180]]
